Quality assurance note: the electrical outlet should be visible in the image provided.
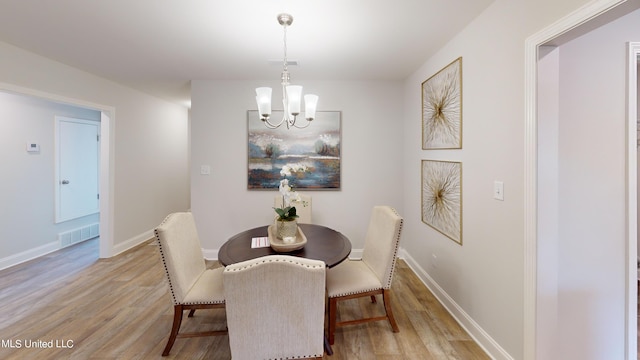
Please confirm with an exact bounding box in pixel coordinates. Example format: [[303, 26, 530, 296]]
[[493, 181, 504, 201]]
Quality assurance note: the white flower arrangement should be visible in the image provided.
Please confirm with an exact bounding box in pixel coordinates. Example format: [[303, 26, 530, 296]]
[[274, 164, 308, 221]]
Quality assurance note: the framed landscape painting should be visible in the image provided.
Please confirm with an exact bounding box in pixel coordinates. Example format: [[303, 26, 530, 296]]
[[421, 160, 462, 244], [422, 57, 462, 149], [247, 110, 341, 190]]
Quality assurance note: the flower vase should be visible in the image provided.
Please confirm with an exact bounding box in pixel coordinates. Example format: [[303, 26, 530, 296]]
[[276, 219, 298, 242]]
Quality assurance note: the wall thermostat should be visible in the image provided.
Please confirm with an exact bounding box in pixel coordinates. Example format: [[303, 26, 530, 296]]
[[26, 143, 40, 153]]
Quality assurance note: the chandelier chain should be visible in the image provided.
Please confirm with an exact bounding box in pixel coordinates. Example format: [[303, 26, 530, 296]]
[[283, 23, 288, 73]]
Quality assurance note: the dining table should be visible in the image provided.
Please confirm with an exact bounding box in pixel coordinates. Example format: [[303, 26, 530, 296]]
[[218, 223, 352, 268]]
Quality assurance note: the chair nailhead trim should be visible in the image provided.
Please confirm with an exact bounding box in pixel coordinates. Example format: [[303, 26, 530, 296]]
[[155, 219, 180, 305], [224, 256, 325, 272], [385, 207, 403, 289], [330, 287, 381, 298]]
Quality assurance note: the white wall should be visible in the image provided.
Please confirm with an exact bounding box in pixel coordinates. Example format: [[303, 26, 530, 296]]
[[401, 0, 598, 359], [0, 91, 100, 259], [0, 41, 190, 257], [190, 79, 404, 253], [553, 9, 640, 359]]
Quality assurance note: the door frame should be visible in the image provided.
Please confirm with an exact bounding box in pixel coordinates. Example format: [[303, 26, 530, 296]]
[[626, 39, 640, 358], [524, 0, 636, 359], [0, 82, 115, 258]]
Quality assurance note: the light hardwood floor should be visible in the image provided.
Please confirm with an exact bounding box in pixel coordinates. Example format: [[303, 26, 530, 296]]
[[0, 238, 490, 359]]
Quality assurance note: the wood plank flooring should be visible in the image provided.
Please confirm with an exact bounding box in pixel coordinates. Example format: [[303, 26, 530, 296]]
[[0, 238, 490, 359]]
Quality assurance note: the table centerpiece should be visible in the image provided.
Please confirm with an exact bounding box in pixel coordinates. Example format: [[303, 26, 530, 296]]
[[274, 164, 308, 242]]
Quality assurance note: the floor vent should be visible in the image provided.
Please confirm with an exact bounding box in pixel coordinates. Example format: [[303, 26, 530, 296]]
[[59, 223, 100, 248]]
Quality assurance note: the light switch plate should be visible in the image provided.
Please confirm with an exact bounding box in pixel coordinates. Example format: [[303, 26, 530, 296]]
[[200, 165, 211, 175]]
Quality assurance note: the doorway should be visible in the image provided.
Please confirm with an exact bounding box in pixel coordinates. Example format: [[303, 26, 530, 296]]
[[525, 1, 640, 359], [0, 83, 114, 260]]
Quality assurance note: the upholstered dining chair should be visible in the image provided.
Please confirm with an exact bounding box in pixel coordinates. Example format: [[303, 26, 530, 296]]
[[223, 255, 326, 360], [274, 193, 312, 223], [154, 212, 226, 356], [326, 205, 404, 345]]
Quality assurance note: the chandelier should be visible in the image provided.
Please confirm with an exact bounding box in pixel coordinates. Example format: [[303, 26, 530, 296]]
[[255, 13, 319, 129]]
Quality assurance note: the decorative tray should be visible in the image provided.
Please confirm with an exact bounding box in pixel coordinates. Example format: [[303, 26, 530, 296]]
[[267, 225, 307, 253]]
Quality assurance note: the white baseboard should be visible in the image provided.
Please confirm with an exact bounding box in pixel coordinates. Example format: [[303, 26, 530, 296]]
[[0, 241, 61, 271], [400, 249, 513, 360], [0, 224, 100, 271], [349, 248, 363, 259], [112, 229, 155, 256], [203, 248, 219, 260]]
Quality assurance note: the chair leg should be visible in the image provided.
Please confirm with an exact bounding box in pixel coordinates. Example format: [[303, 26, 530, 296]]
[[188, 309, 196, 317], [328, 297, 338, 345], [382, 289, 399, 332], [324, 334, 333, 356], [162, 304, 184, 356], [329, 290, 398, 346]]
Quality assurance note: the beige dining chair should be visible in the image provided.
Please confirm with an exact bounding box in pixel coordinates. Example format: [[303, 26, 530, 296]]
[[223, 255, 326, 360], [326, 205, 404, 345], [154, 212, 227, 356], [274, 193, 312, 223]]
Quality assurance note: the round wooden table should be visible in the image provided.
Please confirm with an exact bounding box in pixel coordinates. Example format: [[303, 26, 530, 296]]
[[218, 223, 351, 268]]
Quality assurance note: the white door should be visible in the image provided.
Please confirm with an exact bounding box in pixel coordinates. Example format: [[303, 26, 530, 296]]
[[55, 116, 100, 223]]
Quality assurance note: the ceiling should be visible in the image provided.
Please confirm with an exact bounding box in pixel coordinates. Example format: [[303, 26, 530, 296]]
[[0, 0, 494, 107]]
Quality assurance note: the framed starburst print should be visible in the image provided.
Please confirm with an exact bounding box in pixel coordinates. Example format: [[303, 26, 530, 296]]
[[422, 57, 462, 149], [421, 160, 462, 244]]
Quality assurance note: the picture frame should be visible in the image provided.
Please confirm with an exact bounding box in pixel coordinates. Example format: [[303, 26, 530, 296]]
[[247, 110, 341, 190], [422, 57, 462, 149], [421, 160, 462, 244]]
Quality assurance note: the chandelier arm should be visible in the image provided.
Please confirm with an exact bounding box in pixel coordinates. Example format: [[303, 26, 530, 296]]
[[291, 119, 312, 129], [262, 116, 286, 129]]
